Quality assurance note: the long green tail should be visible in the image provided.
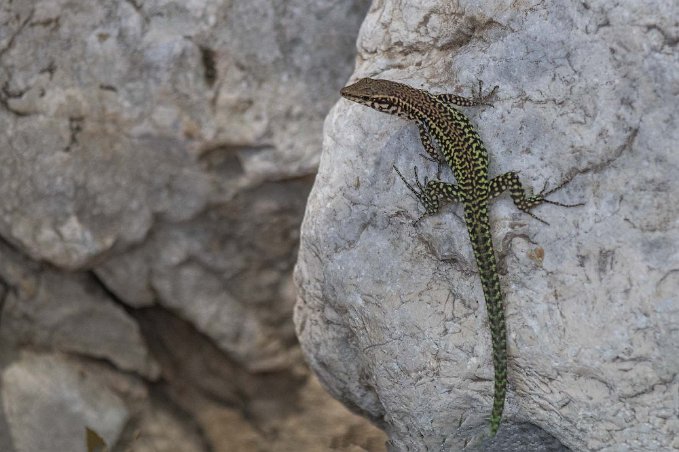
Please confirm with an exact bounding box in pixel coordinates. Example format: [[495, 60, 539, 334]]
[[465, 206, 508, 436]]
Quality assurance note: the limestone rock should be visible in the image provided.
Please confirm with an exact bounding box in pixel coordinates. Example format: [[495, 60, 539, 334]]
[[135, 307, 388, 452], [184, 375, 389, 452], [115, 402, 205, 452], [294, 1, 679, 450], [0, 0, 366, 269], [96, 178, 313, 371], [1, 352, 129, 452], [0, 0, 367, 374], [0, 241, 160, 379], [0, 0, 385, 449]]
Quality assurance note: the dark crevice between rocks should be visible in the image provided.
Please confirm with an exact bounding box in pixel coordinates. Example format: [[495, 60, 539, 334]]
[[0, 276, 9, 344], [113, 385, 215, 452], [0, 306, 16, 452], [133, 306, 308, 426], [197, 144, 246, 178], [88, 271, 309, 446], [0, 271, 20, 452], [0, 234, 42, 274], [0, 295, 5, 338], [86, 271, 214, 450]]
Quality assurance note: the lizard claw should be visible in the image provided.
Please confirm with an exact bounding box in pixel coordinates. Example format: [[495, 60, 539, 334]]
[[524, 210, 550, 226], [473, 79, 499, 108], [539, 178, 585, 208], [393, 165, 435, 225], [393, 165, 424, 201]]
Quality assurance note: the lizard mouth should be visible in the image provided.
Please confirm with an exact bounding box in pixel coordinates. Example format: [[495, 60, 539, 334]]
[[339, 88, 362, 101], [340, 89, 373, 106], [341, 78, 384, 104]]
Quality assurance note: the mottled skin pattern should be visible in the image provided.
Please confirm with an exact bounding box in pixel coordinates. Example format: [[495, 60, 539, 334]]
[[340, 78, 580, 436]]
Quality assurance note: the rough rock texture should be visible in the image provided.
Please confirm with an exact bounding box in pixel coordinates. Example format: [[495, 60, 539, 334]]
[[1, 352, 129, 452], [0, 0, 357, 269], [114, 400, 207, 452], [0, 240, 160, 379], [96, 178, 314, 371], [133, 307, 387, 452], [295, 1, 679, 451], [0, 0, 387, 450]]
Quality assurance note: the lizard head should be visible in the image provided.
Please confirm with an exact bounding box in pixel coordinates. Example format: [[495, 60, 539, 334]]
[[340, 78, 412, 114]]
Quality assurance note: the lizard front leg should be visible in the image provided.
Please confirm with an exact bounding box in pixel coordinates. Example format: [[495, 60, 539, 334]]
[[417, 122, 441, 162], [393, 165, 463, 224], [436, 80, 499, 107], [416, 122, 447, 178]]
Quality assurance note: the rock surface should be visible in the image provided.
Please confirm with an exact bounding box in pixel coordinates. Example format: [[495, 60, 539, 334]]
[[0, 0, 362, 269], [96, 178, 314, 372], [0, 240, 160, 379], [294, 1, 679, 450], [134, 306, 387, 452], [1, 352, 129, 452], [0, 0, 385, 450], [115, 400, 207, 452]]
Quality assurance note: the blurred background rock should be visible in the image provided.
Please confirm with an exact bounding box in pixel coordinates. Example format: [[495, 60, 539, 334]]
[[0, 1, 386, 451]]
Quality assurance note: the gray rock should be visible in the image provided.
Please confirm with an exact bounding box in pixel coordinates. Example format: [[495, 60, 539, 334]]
[[0, 0, 368, 376], [1, 0, 380, 449], [115, 401, 205, 452], [294, 1, 679, 450], [1, 352, 129, 452], [0, 0, 366, 270], [97, 178, 313, 371], [0, 241, 160, 379]]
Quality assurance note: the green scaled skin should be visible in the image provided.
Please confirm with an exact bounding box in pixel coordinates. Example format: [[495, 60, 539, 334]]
[[341, 77, 581, 436]]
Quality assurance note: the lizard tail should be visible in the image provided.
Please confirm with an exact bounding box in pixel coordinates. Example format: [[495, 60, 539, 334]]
[[482, 266, 508, 437], [489, 359, 507, 435], [467, 211, 508, 436], [486, 284, 507, 436]]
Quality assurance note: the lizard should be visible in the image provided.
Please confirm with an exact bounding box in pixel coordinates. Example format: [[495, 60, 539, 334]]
[[340, 77, 581, 436]]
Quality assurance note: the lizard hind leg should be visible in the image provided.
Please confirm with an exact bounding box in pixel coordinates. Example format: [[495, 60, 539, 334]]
[[539, 179, 586, 208], [488, 171, 583, 225]]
